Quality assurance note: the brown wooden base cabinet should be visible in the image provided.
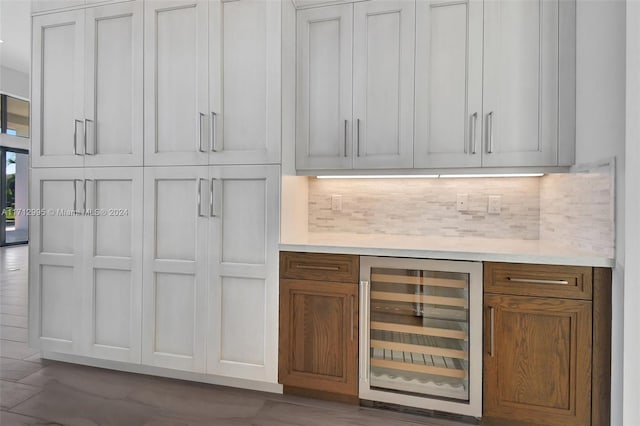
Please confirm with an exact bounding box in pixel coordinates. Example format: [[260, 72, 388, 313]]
[[278, 252, 359, 401], [483, 262, 611, 426]]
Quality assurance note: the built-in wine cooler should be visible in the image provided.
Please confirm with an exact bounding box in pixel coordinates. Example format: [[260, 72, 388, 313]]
[[359, 257, 482, 417]]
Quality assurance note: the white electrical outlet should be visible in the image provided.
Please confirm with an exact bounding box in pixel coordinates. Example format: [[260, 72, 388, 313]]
[[488, 195, 501, 214], [456, 194, 469, 212], [331, 195, 342, 211]]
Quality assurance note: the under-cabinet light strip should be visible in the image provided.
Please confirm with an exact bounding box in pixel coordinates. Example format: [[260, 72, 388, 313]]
[[316, 173, 544, 179]]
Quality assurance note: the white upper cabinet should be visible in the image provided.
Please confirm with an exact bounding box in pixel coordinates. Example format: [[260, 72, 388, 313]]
[[352, 0, 415, 169], [296, 1, 415, 171], [145, 0, 281, 166], [296, 4, 353, 170], [414, 0, 483, 169], [481, 0, 562, 167], [32, 2, 143, 168], [84, 2, 144, 167], [209, 0, 281, 165], [144, 0, 210, 166], [296, 0, 575, 172], [32, 10, 85, 168]]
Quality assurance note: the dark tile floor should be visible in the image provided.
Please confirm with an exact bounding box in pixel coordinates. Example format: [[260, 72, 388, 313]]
[[0, 245, 468, 426]]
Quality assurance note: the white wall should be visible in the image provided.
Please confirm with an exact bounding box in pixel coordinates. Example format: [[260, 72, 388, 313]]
[[576, 0, 626, 424], [0, 66, 29, 99], [625, 2, 640, 424]]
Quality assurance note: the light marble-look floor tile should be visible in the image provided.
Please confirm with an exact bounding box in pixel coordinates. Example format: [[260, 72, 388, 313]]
[[0, 340, 38, 361]]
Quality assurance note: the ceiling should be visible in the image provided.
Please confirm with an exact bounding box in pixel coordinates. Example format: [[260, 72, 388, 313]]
[[0, 0, 31, 75]]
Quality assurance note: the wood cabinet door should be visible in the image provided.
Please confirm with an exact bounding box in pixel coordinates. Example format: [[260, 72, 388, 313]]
[[209, 0, 281, 165], [29, 168, 85, 355], [84, 1, 143, 167], [482, 0, 559, 167], [143, 0, 209, 166], [279, 279, 358, 396], [142, 166, 209, 372], [352, 0, 414, 169], [413, 0, 483, 169], [483, 294, 592, 425], [206, 165, 280, 382], [31, 10, 85, 168], [296, 4, 353, 170], [81, 167, 143, 363]]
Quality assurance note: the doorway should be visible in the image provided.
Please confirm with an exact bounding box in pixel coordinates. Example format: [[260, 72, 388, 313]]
[[1, 148, 28, 245]]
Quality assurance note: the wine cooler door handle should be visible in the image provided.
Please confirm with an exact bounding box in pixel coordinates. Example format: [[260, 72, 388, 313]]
[[360, 280, 370, 383], [350, 295, 355, 341]]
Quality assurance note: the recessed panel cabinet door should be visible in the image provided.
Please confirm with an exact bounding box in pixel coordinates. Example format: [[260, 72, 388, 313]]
[[209, 0, 281, 165], [32, 10, 85, 168], [482, 0, 559, 167], [353, 0, 415, 169], [144, 0, 209, 166], [29, 168, 84, 354], [414, 0, 483, 168], [82, 167, 143, 363], [296, 5, 353, 170], [484, 294, 592, 425], [142, 167, 208, 372], [84, 2, 143, 167], [207, 165, 280, 382]]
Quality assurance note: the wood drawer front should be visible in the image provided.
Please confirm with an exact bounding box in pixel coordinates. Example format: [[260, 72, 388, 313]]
[[280, 252, 359, 283], [484, 262, 592, 300]]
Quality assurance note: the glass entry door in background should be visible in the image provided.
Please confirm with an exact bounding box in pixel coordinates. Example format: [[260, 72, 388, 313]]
[[1, 148, 29, 245]]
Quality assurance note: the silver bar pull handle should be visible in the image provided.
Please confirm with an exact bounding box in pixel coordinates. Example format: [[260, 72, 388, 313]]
[[210, 178, 219, 217], [210, 112, 218, 152], [360, 280, 370, 382], [344, 119, 348, 158], [198, 113, 206, 153], [507, 277, 570, 285], [487, 111, 494, 154], [295, 264, 340, 271], [356, 119, 361, 157], [350, 295, 355, 341], [73, 179, 79, 211], [197, 178, 206, 217], [73, 119, 83, 155], [489, 306, 495, 357], [470, 112, 478, 154], [84, 119, 94, 155]]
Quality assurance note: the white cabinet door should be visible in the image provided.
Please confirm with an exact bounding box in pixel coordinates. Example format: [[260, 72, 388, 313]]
[[414, 0, 483, 169], [82, 167, 143, 363], [482, 0, 559, 167], [209, 0, 281, 165], [353, 0, 415, 169], [144, 0, 210, 166], [84, 1, 143, 167], [296, 4, 353, 170], [32, 10, 85, 168], [207, 165, 279, 382], [29, 168, 84, 354], [142, 167, 208, 372]]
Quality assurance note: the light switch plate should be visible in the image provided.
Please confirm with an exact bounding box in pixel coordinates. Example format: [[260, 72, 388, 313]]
[[488, 195, 501, 214], [456, 194, 469, 212], [331, 195, 342, 211]]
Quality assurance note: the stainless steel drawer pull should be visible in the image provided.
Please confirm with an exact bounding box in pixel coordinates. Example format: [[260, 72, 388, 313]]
[[507, 277, 570, 285], [356, 118, 361, 157], [487, 111, 494, 154], [73, 119, 83, 155], [210, 112, 218, 152], [344, 119, 348, 158], [198, 113, 206, 153], [294, 264, 340, 271]]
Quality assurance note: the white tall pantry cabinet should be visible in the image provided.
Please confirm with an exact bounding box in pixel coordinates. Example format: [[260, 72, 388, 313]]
[[30, 0, 281, 388]]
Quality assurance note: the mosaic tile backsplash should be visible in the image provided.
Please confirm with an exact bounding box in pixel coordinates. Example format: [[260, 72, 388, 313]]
[[308, 173, 614, 255]]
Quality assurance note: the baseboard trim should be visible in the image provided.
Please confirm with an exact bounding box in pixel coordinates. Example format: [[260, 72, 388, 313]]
[[41, 351, 284, 394]]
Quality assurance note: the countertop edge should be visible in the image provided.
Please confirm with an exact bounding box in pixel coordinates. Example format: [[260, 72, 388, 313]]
[[278, 243, 615, 268]]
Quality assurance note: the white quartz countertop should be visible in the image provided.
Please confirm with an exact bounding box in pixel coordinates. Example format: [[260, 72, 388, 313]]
[[280, 233, 615, 268]]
